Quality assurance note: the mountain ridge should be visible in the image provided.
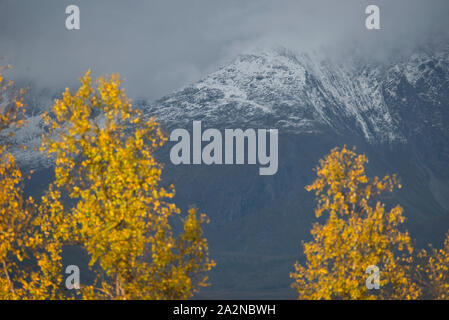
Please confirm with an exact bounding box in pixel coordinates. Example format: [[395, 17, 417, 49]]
[[11, 45, 449, 168]]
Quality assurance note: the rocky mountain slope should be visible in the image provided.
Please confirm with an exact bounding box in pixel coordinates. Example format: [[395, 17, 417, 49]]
[[144, 46, 448, 144]]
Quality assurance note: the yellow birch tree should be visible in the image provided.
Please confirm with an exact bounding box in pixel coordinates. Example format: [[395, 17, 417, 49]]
[[39, 71, 215, 299], [0, 67, 37, 299], [416, 234, 449, 299], [290, 146, 420, 299]]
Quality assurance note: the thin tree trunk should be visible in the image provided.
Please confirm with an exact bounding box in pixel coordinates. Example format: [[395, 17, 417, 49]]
[[2, 259, 15, 296]]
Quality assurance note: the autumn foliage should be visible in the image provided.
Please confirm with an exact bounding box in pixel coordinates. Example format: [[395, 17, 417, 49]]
[[291, 147, 420, 299], [37, 71, 215, 299], [416, 234, 449, 299], [0, 67, 36, 299], [0, 70, 214, 299]]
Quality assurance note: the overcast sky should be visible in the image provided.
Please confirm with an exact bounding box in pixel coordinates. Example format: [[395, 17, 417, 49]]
[[1, 0, 449, 100]]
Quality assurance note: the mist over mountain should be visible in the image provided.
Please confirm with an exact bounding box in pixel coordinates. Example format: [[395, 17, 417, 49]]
[[11, 42, 449, 298], [2, 0, 449, 99]]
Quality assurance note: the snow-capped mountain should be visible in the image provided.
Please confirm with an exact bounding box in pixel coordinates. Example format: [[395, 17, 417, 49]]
[[12, 45, 449, 169], [143, 46, 449, 145]]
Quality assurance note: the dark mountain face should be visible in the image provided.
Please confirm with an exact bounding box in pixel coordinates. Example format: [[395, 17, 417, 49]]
[[18, 46, 449, 298]]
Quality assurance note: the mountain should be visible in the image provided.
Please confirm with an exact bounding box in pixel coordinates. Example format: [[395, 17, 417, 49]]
[[13, 45, 449, 298]]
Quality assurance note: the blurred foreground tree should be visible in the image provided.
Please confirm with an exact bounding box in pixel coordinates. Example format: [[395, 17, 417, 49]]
[[38, 71, 214, 299], [291, 147, 420, 299], [0, 66, 37, 299], [416, 234, 449, 299]]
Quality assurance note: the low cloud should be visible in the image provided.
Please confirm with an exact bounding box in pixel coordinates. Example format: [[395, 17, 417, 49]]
[[1, 0, 448, 100]]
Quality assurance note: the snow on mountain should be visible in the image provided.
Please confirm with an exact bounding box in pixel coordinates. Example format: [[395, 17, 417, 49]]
[[142, 48, 409, 143], [9, 114, 51, 169], [10, 45, 449, 167]]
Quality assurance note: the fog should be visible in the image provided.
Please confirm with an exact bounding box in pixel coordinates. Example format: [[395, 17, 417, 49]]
[[1, 0, 448, 100]]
